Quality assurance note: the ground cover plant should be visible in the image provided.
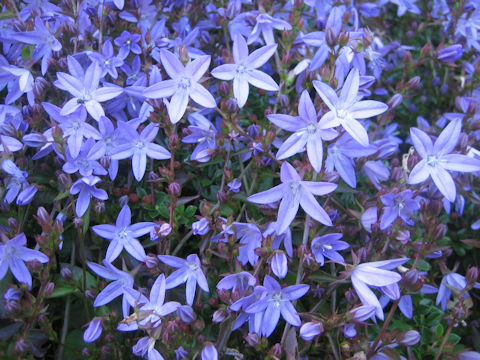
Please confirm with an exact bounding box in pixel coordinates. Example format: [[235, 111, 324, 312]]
[[1, 0, 480, 359]]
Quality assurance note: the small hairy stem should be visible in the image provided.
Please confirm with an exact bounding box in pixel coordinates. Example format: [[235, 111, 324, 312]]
[[434, 320, 454, 360], [368, 299, 400, 357]]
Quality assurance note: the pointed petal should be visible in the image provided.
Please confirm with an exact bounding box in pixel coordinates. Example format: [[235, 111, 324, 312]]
[[165, 268, 188, 289], [190, 83, 216, 108], [280, 162, 301, 182], [186, 55, 210, 82], [440, 154, 480, 172], [280, 301, 301, 326], [276, 189, 300, 234], [168, 89, 189, 124], [116, 205, 131, 228], [94, 281, 123, 306], [93, 86, 123, 102], [341, 117, 369, 146], [146, 143, 171, 160], [408, 160, 429, 184], [267, 114, 305, 131], [246, 70, 279, 91], [10, 258, 32, 288], [313, 80, 338, 111], [276, 132, 308, 160], [233, 75, 249, 108], [56, 72, 83, 97], [299, 187, 332, 226], [185, 275, 196, 306], [233, 34, 249, 63], [430, 165, 456, 202], [195, 269, 209, 292], [160, 49, 184, 78], [282, 284, 309, 301], [247, 184, 285, 204], [124, 239, 146, 262], [339, 68, 359, 105], [300, 181, 337, 196], [105, 239, 124, 262], [18, 248, 48, 263], [210, 64, 236, 81], [434, 118, 461, 155], [351, 276, 384, 320], [143, 80, 177, 99], [410, 127, 433, 159], [157, 255, 186, 268], [298, 90, 317, 123], [246, 44, 277, 68], [354, 266, 401, 286], [306, 136, 323, 172], [349, 100, 388, 118]]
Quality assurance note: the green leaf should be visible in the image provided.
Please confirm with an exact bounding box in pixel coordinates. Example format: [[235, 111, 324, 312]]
[[416, 258, 431, 272], [54, 191, 70, 201], [0, 10, 14, 20], [434, 324, 444, 338], [48, 285, 77, 298]]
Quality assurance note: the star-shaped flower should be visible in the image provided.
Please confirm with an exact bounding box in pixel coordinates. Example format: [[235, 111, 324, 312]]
[[408, 118, 480, 202], [247, 162, 337, 234], [92, 205, 155, 262], [313, 68, 388, 146], [143, 49, 216, 123], [211, 34, 279, 108], [267, 90, 337, 171], [0, 233, 48, 289], [157, 254, 209, 306]]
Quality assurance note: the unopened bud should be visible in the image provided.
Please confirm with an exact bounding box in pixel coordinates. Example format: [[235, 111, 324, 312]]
[[226, 98, 238, 112], [397, 330, 421, 346], [212, 309, 227, 323], [44, 282, 55, 297], [13, 338, 28, 355], [466, 267, 479, 285], [421, 42, 433, 57], [216, 190, 227, 203], [427, 199, 443, 216], [244, 333, 260, 347], [177, 305, 196, 323], [61, 267, 73, 280], [326, 27, 337, 47], [219, 82, 231, 96], [387, 94, 403, 109], [168, 182, 181, 196], [432, 223, 447, 241], [406, 76, 421, 90]]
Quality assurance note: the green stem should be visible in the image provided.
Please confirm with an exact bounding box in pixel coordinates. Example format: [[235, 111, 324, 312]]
[[434, 320, 454, 360]]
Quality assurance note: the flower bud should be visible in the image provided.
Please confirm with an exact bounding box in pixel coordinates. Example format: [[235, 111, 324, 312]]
[[44, 282, 55, 297], [94, 200, 105, 214], [466, 267, 479, 285], [61, 267, 73, 280], [402, 269, 420, 289], [13, 338, 28, 355], [406, 76, 421, 90], [219, 81, 231, 96], [397, 330, 421, 346], [299, 322, 324, 340], [201, 343, 218, 360], [168, 182, 181, 196], [83, 318, 103, 343], [421, 42, 433, 57], [22, 133, 46, 147], [432, 223, 447, 241], [387, 94, 403, 109], [270, 343, 282, 357], [216, 190, 227, 203], [177, 305, 196, 323], [427, 199, 443, 216], [212, 309, 227, 323], [271, 252, 288, 279]]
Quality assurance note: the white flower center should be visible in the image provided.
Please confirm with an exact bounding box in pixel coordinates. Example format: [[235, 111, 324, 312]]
[[179, 77, 191, 89], [117, 227, 130, 241], [236, 65, 246, 74], [426, 155, 438, 167], [307, 123, 316, 135], [135, 140, 145, 149], [72, 121, 81, 130], [188, 262, 199, 271], [337, 108, 348, 119]]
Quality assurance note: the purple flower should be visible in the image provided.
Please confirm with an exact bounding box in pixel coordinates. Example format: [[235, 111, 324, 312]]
[[144, 50, 216, 123], [70, 175, 108, 217], [271, 252, 288, 279], [351, 258, 409, 320], [311, 233, 349, 266], [325, 133, 377, 188], [299, 322, 323, 341], [217, 271, 256, 292], [408, 118, 480, 202], [247, 13, 292, 45], [132, 336, 163, 360], [42, 103, 100, 158], [111, 122, 171, 181], [211, 34, 279, 108], [10, 16, 61, 75], [227, 178, 242, 193], [83, 318, 103, 343], [245, 275, 309, 337], [263, 221, 293, 257], [380, 190, 421, 230], [0, 233, 48, 289], [157, 254, 209, 306], [2, 159, 37, 205], [182, 112, 217, 162], [62, 138, 107, 177], [88, 40, 124, 79], [92, 205, 155, 262], [54, 56, 123, 121], [247, 162, 337, 234], [267, 90, 337, 172], [314, 68, 388, 146], [87, 260, 134, 317], [137, 274, 180, 328], [192, 218, 210, 236], [114, 31, 142, 60], [201, 343, 218, 360], [436, 272, 480, 311], [233, 222, 263, 266], [437, 44, 464, 63], [175, 346, 188, 360]]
